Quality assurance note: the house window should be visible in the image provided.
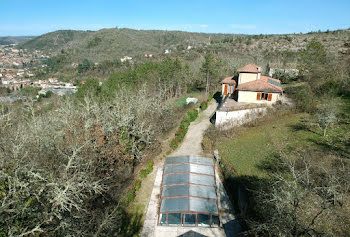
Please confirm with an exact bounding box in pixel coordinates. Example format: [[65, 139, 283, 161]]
[[261, 93, 268, 100]]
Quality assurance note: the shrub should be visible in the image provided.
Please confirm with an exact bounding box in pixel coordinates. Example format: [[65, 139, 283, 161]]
[[134, 180, 141, 192], [187, 109, 198, 122], [207, 92, 214, 102], [139, 169, 148, 179], [175, 128, 186, 142], [146, 160, 154, 174], [124, 187, 136, 204], [182, 114, 190, 123], [180, 120, 190, 132], [170, 138, 179, 150], [200, 101, 208, 111]]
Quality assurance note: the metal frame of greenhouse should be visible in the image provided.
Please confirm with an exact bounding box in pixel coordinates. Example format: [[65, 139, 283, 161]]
[[158, 156, 220, 227]]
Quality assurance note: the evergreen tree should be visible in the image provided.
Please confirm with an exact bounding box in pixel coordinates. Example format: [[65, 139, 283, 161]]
[[200, 53, 220, 94]]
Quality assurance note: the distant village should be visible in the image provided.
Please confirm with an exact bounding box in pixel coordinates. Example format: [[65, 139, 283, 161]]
[[0, 44, 77, 98]]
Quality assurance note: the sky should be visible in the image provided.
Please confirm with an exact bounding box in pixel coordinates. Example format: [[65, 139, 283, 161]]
[[0, 0, 349, 36]]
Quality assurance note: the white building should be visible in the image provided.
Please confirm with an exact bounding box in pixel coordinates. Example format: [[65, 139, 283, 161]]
[[221, 63, 283, 104], [120, 56, 132, 62]]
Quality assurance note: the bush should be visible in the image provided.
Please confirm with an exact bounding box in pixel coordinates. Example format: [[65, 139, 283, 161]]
[[179, 120, 190, 133], [169, 109, 199, 150], [200, 101, 208, 111], [207, 92, 214, 102], [170, 138, 179, 150], [134, 180, 141, 192], [146, 160, 154, 174], [139, 169, 147, 179], [175, 128, 186, 142], [187, 109, 198, 122], [284, 84, 315, 112], [124, 187, 136, 204]]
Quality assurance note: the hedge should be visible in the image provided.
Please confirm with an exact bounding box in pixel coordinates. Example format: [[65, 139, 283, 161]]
[[170, 109, 198, 150]]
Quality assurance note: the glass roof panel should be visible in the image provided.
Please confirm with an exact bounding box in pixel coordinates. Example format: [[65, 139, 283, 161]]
[[163, 174, 189, 185], [189, 197, 218, 214], [164, 164, 189, 174], [189, 156, 214, 166], [165, 156, 189, 165], [189, 185, 217, 199], [189, 173, 216, 186], [190, 164, 214, 175], [162, 185, 189, 197], [160, 198, 189, 212], [268, 78, 282, 88]]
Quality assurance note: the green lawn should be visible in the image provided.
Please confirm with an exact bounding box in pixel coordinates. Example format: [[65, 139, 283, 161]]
[[217, 113, 320, 178]]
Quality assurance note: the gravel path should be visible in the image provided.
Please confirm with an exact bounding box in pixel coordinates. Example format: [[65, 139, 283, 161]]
[[141, 100, 240, 237], [172, 101, 218, 156]]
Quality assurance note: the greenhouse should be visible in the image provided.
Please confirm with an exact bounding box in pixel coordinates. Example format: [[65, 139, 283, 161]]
[[158, 156, 220, 227]]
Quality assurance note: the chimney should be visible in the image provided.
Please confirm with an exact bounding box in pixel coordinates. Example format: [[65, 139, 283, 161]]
[[257, 66, 261, 79]]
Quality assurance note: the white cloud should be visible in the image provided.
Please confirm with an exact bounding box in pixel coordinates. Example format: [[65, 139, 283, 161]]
[[199, 24, 208, 28], [229, 24, 256, 30]]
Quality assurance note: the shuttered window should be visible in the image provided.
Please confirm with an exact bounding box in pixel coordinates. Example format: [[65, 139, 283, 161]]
[[257, 92, 261, 100], [267, 94, 272, 101]]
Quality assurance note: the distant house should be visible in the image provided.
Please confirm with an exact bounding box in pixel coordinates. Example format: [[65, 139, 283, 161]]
[[221, 63, 283, 104], [164, 49, 171, 54], [144, 52, 153, 58], [48, 77, 58, 83], [120, 56, 132, 62]]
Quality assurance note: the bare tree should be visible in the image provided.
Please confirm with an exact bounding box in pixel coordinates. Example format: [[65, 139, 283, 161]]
[[312, 98, 339, 136]]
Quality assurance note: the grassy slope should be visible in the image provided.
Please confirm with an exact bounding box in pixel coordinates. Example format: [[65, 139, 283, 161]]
[[217, 113, 320, 177]]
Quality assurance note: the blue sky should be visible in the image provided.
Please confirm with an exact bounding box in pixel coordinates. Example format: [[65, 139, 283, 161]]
[[0, 0, 349, 36]]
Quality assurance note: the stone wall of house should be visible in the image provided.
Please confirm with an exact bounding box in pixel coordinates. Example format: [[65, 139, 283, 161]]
[[237, 91, 281, 103], [215, 107, 267, 128]]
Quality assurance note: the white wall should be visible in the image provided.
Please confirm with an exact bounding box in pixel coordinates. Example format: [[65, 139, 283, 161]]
[[237, 91, 281, 103], [238, 73, 257, 84], [216, 107, 267, 128]]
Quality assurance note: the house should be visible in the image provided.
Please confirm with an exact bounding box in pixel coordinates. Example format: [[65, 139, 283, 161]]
[[221, 63, 283, 104], [144, 52, 153, 58], [120, 56, 132, 62], [164, 49, 171, 54], [48, 77, 58, 83]]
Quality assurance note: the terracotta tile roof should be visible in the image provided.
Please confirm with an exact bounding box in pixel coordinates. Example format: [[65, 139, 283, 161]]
[[237, 63, 261, 73], [236, 76, 283, 93], [221, 76, 236, 85]]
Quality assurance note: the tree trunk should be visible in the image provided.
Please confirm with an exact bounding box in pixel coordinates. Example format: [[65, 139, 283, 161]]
[[206, 71, 209, 94]]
